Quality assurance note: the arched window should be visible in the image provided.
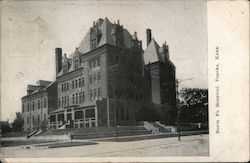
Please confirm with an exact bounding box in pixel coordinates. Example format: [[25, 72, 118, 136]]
[[76, 93, 78, 104], [43, 98, 47, 108], [78, 79, 81, 87], [79, 93, 82, 103], [38, 100, 40, 109]]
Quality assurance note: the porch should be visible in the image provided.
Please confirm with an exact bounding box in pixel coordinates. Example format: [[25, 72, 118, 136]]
[[48, 105, 97, 129]]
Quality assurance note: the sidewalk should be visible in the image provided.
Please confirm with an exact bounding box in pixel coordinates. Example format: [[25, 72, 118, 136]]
[[0, 134, 209, 157]]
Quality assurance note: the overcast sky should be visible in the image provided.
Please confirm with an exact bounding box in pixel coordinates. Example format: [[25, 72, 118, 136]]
[[1, 0, 207, 121]]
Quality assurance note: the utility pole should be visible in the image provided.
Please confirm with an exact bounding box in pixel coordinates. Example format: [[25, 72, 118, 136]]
[[176, 77, 194, 141], [114, 66, 118, 142]]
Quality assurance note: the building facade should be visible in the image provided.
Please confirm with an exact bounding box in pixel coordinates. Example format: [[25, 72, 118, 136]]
[[144, 29, 177, 124], [21, 80, 57, 131], [21, 17, 176, 131]]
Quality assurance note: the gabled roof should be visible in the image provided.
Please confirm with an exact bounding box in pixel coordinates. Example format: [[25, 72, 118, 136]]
[[77, 17, 134, 55], [143, 39, 160, 64], [78, 30, 91, 54], [97, 17, 116, 47], [57, 54, 72, 76], [58, 17, 142, 77]]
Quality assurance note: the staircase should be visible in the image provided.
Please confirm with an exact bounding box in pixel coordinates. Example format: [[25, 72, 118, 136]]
[[154, 121, 177, 133], [26, 129, 39, 139], [143, 121, 177, 134], [143, 121, 160, 134]]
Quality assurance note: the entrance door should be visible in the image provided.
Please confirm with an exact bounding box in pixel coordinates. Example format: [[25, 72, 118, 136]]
[[67, 113, 72, 121]]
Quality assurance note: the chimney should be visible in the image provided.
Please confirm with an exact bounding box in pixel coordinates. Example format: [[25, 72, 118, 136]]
[[146, 29, 152, 46], [55, 48, 62, 76], [117, 19, 120, 25]]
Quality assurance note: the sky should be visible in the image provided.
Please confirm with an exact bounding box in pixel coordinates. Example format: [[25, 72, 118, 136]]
[[1, 0, 207, 121]]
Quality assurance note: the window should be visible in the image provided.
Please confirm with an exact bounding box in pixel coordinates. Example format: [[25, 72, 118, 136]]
[[62, 97, 64, 107], [91, 61, 94, 69], [64, 97, 67, 106], [82, 92, 85, 103], [115, 55, 119, 62], [94, 74, 96, 83], [94, 89, 97, 100], [98, 72, 101, 81], [27, 117, 29, 125], [58, 98, 61, 107], [32, 116, 35, 123], [91, 39, 97, 49], [22, 104, 24, 113], [78, 79, 81, 87], [75, 110, 83, 119], [92, 60, 96, 68], [72, 81, 74, 89], [90, 75, 92, 84], [67, 96, 69, 106], [32, 101, 35, 111], [44, 98, 47, 108], [85, 109, 95, 118], [75, 80, 78, 88], [64, 83, 66, 92], [66, 83, 69, 91], [82, 77, 85, 86], [63, 65, 68, 73], [74, 59, 79, 69], [89, 61, 92, 69], [50, 115, 56, 122], [61, 84, 63, 92], [28, 103, 30, 112], [58, 114, 64, 122], [97, 57, 100, 66], [79, 93, 82, 103], [76, 93, 78, 104], [44, 114, 46, 121], [73, 94, 75, 104], [38, 100, 40, 109], [98, 88, 101, 99], [38, 115, 40, 123], [90, 90, 93, 100]]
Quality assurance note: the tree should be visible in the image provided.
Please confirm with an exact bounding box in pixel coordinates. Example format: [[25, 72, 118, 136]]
[[178, 88, 208, 125], [0, 121, 11, 134], [12, 112, 24, 132]]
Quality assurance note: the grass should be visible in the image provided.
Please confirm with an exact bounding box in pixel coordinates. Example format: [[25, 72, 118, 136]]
[[0, 140, 56, 147], [35, 141, 98, 148]]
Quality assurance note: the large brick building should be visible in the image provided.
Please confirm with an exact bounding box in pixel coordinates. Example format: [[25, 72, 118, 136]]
[[21, 80, 57, 131], [21, 18, 176, 131]]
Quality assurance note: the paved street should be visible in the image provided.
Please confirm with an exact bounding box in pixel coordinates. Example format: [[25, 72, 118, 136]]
[[0, 134, 209, 157]]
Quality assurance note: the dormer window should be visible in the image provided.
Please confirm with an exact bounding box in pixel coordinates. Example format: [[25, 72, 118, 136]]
[[63, 65, 68, 73], [74, 59, 79, 70], [91, 39, 97, 50]]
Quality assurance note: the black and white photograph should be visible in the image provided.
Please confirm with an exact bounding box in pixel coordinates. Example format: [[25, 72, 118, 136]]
[[0, 0, 249, 162]]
